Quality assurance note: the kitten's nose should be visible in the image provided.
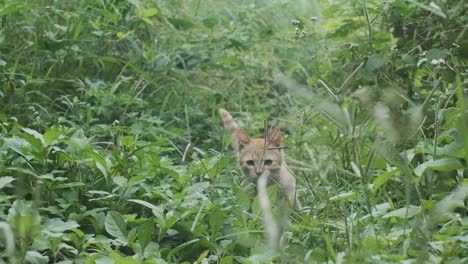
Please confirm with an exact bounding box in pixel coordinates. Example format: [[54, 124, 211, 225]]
[[255, 171, 262, 176]]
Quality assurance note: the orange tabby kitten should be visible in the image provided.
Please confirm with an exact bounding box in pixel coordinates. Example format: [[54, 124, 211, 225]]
[[219, 109, 301, 210]]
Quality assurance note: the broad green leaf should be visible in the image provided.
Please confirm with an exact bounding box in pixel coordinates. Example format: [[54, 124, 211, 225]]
[[95, 161, 108, 180], [128, 199, 164, 222], [109, 250, 140, 264], [0, 176, 14, 189], [209, 209, 225, 232], [105, 211, 127, 243], [371, 169, 399, 192], [433, 184, 468, 219], [25, 251, 49, 264], [8, 200, 41, 241], [197, 250, 210, 263], [426, 48, 449, 60], [237, 186, 251, 211], [167, 239, 200, 261], [43, 219, 79, 237], [138, 221, 154, 251], [366, 54, 386, 71], [167, 18, 193, 30], [3, 136, 31, 157], [414, 158, 463, 177], [0, 111, 6, 122], [184, 182, 210, 194], [203, 17, 218, 28], [406, 0, 446, 18], [143, 8, 159, 18], [6, 167, 39, 178], [113, 176, 127, 187], [0, 222, 14, 255], [382, 205, 420, 219], [43, 128, 62, 146], [127, 227, 137, 246], [220, 256, 234, 264], [22, 128, 46, 147], [119, 136, 134, 148]]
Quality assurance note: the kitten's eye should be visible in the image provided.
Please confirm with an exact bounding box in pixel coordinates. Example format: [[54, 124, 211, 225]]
[[264, 159, 273, 166], [246, 160, 255, 166]]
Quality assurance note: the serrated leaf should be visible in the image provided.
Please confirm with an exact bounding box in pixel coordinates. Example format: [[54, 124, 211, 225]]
[[414, 158, 463, 177], [105, 211, 127, 243]]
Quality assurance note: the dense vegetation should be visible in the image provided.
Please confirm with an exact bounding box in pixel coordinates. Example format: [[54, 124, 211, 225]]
[[0, 0, 467, 263]]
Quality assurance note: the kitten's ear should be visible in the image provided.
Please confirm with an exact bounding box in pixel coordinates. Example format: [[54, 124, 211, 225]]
[[268, 128, 282, 146], [237, 129, 250, 149]]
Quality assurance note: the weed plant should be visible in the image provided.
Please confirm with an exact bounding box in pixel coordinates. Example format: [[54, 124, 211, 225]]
[[0, 0, 466, 263]]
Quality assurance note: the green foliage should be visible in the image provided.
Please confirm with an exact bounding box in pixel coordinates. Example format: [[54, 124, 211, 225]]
[[0, 0, 467, 263]]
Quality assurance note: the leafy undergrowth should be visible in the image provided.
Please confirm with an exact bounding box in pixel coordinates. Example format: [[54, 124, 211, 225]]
[[0, 0, 467, 263]]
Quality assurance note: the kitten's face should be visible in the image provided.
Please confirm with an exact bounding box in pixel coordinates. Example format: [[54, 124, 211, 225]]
[[236, 129, 283, 180]]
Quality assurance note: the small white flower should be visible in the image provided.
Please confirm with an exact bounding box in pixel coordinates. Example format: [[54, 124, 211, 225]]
[[112, 120, 120, 126], [420, 50, 427, 57], [430, 58, 445, 65], [291, 19, 300, 25], [309, 16, 318, 22]]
